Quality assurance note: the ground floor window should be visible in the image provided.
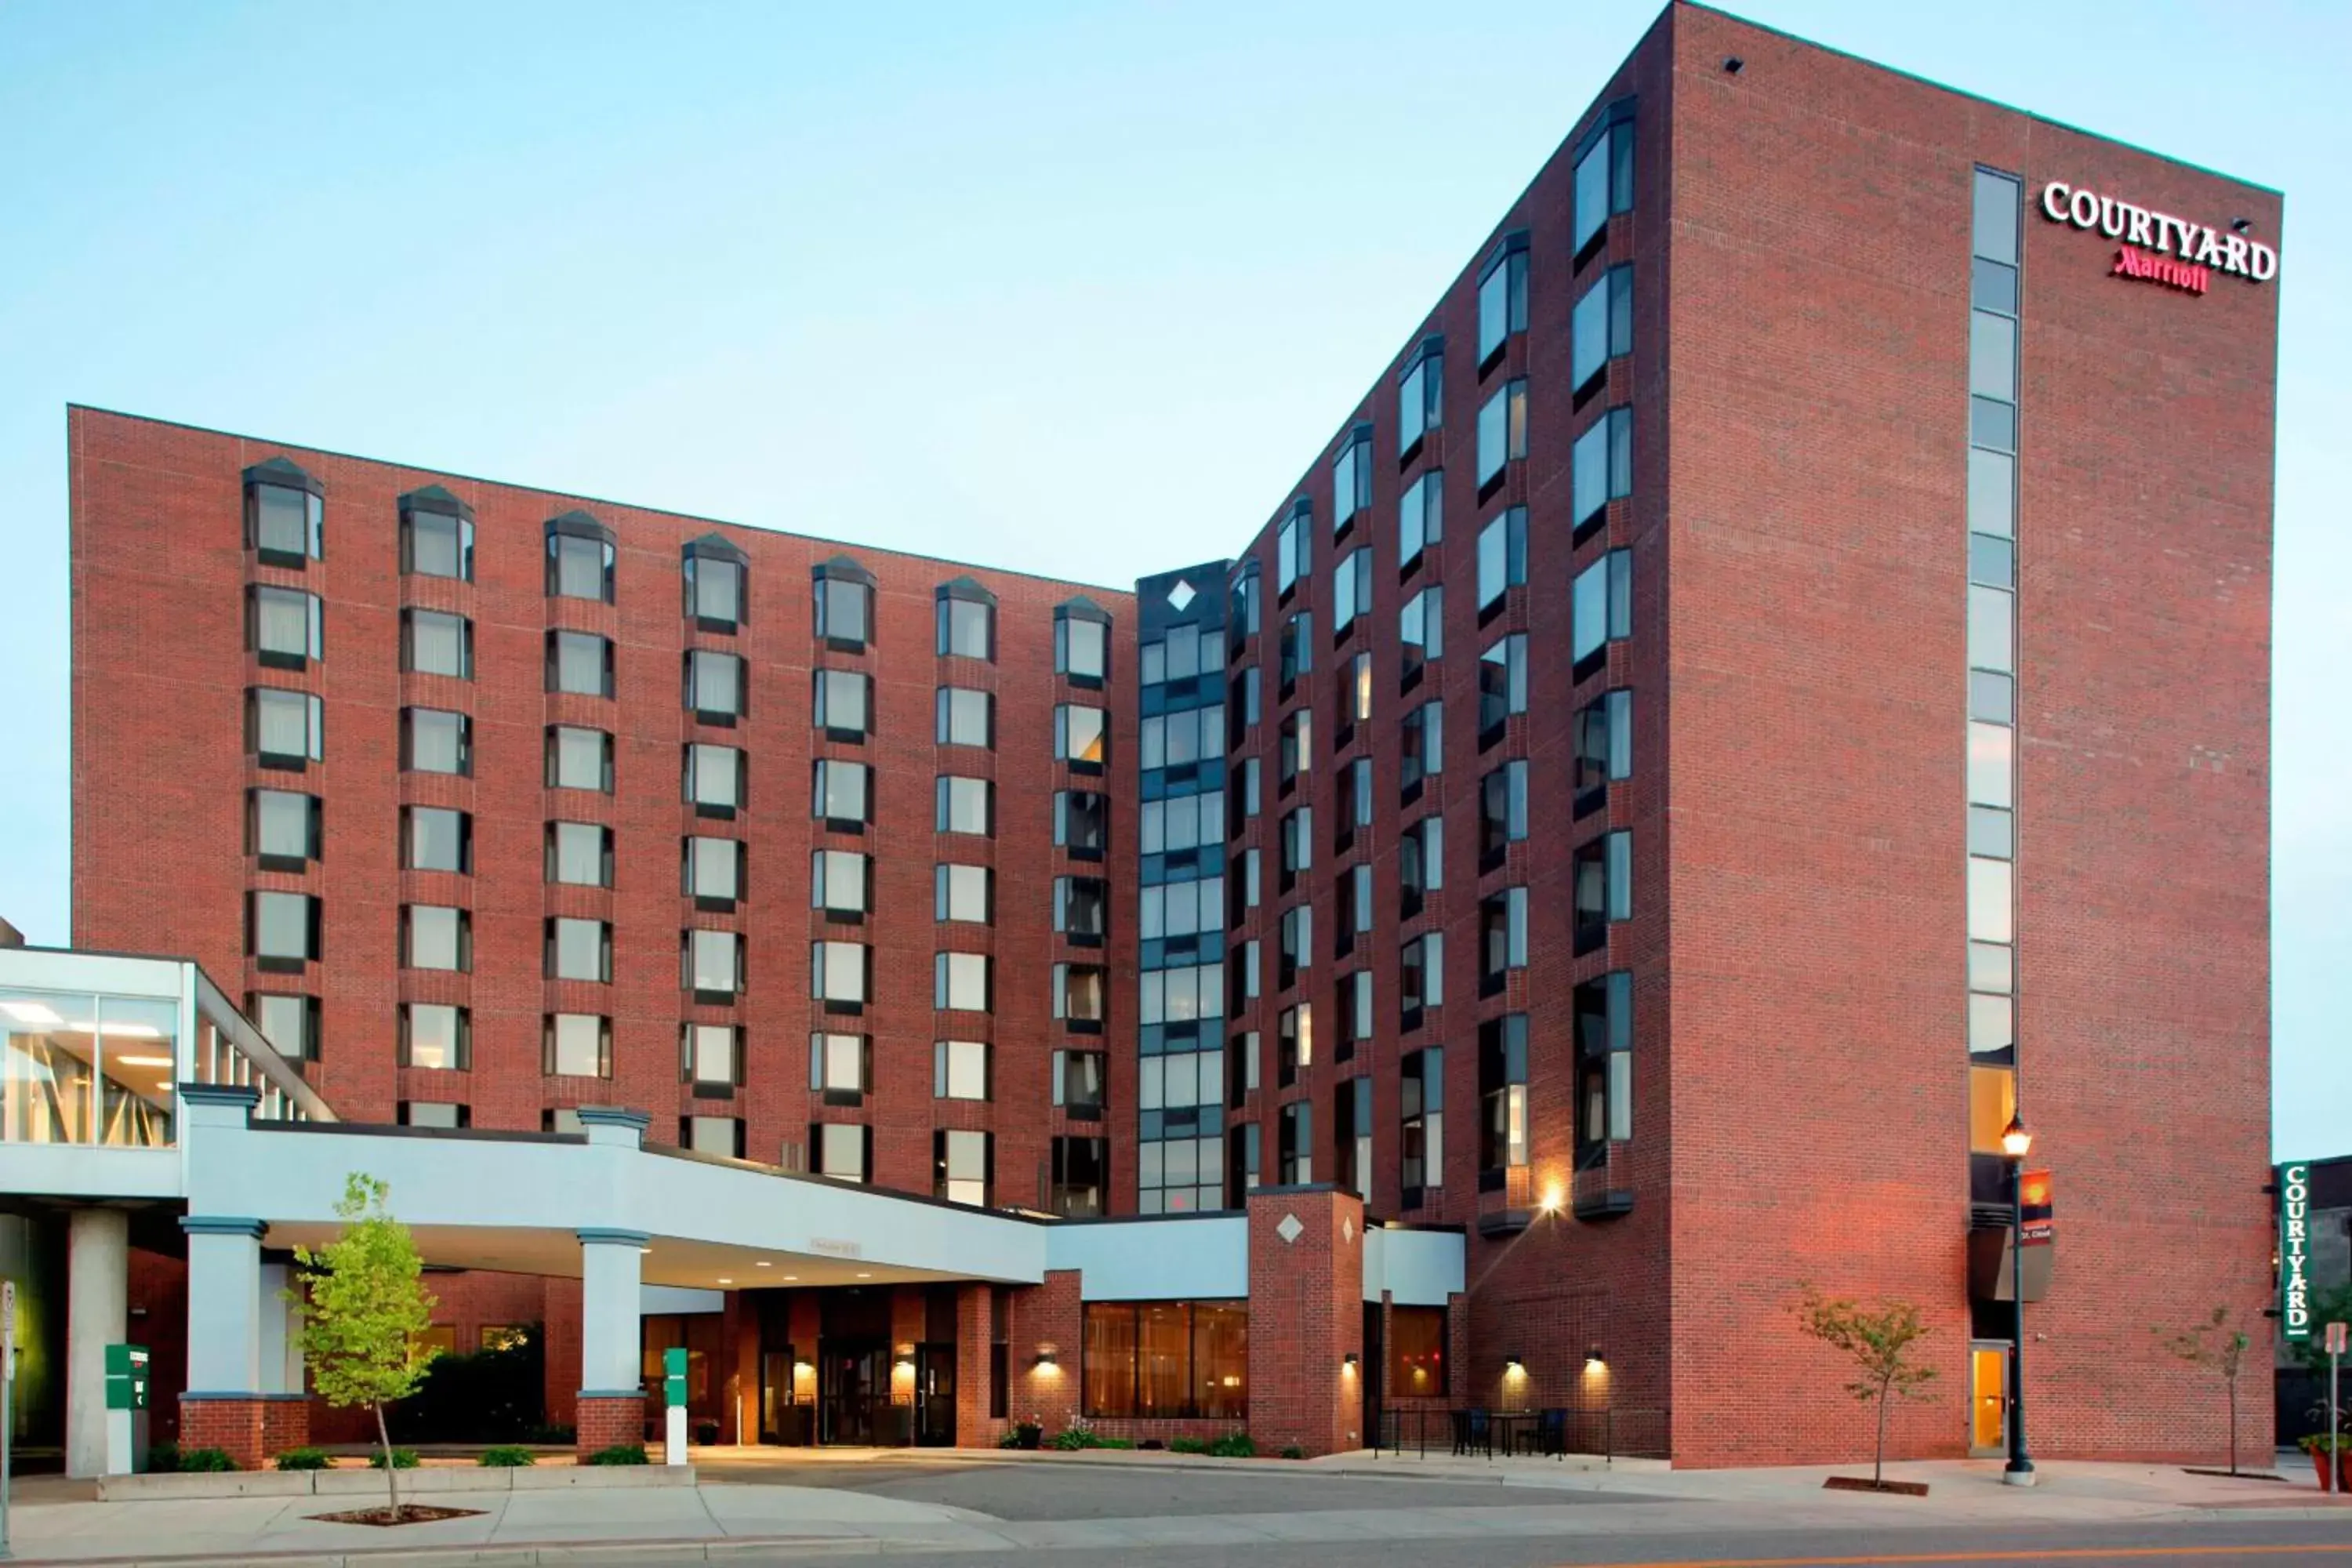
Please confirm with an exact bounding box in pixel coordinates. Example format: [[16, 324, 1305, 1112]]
[[1388, 1304, 1447, 1397], [1081, 1300, 1247, 1420]]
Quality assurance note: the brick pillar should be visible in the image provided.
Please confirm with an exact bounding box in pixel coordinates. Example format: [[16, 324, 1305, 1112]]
[[261, 1396, 310, 1456], [577, 1393, 647, 1456], [1245, 1187, 1364, 1456], [722, 1290, 759, 1444], [1010, 1270, 1080, 1436], [178, 1396, 268, 1470], [954, 1284, 996, 1448]]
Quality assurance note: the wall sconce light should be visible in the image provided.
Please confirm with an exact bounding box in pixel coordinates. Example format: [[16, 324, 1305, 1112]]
[[1503, 1353, 1526, 1376], [1035, 1346, 1059, 1370], [1722, 55, 1744, 74], [2231, 217, 2254, 234], [1342, 1352, 1359, 1371], [1584, 1346, 1606, 1370], [1537, 1186, 1565, 1215]]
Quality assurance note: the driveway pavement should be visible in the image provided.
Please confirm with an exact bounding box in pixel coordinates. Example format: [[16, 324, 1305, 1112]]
[[2, 1449, 2347, 1565]]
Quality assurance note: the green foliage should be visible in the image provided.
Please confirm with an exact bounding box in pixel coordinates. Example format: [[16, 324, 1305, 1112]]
[[176, 1447, 238, 1473], [1206, 1432, 1257, 1458], [368, 1446, 420, 1468], [478, 1445, 538, 1468], [1167, 1436, 1211, 1454], [586, 1443, 649, 1466], [286, 1174, 438, 1512], [1794, 1287, 1937, 1486], [274, 1446, 332, 1471], [1279, 1444, 1306, 1460], [288, 1174, 440, 1414], [2300, 1432, 2352, 1454], [1044, 1420, 1132, 1450], [146, 1446, 183, 1474]]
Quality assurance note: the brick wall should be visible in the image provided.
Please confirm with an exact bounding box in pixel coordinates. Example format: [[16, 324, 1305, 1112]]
[[179, 1396, 268, 1469], [68, 407, 1135, 1208]]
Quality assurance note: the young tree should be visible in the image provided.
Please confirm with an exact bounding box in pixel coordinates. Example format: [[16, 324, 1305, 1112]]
[[2155, 1306, 2253, 1475], [285, 1174, 439, 1519], [1794, 1288, 1940, 1487]]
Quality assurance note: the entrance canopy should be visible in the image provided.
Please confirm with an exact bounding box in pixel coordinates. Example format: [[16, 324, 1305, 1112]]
[[183, 1094, 1047, 1290]]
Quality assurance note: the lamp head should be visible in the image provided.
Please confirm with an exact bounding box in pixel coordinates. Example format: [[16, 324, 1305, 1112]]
[[2000, 1112, 2032, 1160]]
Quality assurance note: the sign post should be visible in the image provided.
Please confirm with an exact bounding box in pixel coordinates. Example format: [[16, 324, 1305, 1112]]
[[662, 1346, 688, 1468], [2281, 1163, 2313, 1343], [2327, 1319, 2347, 1496], [3, 1276, 16, 1561]]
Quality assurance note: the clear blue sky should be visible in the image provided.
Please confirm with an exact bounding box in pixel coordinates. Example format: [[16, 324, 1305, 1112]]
[[1, 1, 2342, 1157]]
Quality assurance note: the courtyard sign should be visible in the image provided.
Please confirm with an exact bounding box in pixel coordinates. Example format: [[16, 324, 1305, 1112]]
[[2038, 181, 2278, 290], [2281, 1161, 2313, 1342]]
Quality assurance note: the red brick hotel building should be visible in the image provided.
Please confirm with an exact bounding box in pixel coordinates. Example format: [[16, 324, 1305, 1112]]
[[55, 2, 2277, 1466]]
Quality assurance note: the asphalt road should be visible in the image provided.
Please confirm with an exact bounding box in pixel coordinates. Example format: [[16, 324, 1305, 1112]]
[[701, 1455, 1674, 1519], [663, 1517, 2352, 1566]]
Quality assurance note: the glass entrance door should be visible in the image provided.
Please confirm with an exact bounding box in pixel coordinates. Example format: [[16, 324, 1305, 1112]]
[[819, 1341, 887, 1446], [914, 1343, 956, 1446], [1969, 1341, 2009, 1457]]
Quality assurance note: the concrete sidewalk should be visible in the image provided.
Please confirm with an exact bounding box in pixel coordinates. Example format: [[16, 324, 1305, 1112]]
[[4, 1453, 2347, 1566]]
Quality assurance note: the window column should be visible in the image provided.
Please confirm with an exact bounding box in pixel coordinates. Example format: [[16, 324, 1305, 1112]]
[[1966, 167, 2024, 1206]]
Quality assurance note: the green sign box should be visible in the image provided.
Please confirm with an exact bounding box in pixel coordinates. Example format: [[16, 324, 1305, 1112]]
[[662, 1345, 688, 1407], [104, 1344, 150, 1411]]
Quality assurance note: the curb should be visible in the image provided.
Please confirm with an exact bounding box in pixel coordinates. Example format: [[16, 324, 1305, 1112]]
[[0, 1533, 959, 1568], [95, 1468, 698, 1503]]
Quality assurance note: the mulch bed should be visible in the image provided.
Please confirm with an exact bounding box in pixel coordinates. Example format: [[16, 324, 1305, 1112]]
[[306, 1505, 485, 1526], [1824, 1475, 1929, 1497]]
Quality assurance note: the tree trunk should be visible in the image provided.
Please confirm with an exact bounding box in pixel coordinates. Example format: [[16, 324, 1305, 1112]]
[[1874, 1379, 1890, 1487], [2227, 1374, 2239, 1476], [375, 1401, 400, 1519]]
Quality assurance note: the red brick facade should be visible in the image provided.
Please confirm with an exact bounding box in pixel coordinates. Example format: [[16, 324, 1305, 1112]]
[[1213, 2, 2274, 1468], [69, 0, 2273, 1472]]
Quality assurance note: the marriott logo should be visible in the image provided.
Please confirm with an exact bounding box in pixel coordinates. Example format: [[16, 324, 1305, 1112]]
[[2039, 181, 2278, 285]]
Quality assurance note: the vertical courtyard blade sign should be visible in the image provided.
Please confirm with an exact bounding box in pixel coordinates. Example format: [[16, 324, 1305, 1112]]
[[2039, 182, 2279, 296], [2281, 1161, 2313, 1342]]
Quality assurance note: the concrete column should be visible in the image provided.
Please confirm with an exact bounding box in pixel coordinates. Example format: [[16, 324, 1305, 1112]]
[[182, 1218, 266, 1393], [578, 1229, 647, 1396], [65, 1208, 129, 1479], [257, 1260, 303, 1396]]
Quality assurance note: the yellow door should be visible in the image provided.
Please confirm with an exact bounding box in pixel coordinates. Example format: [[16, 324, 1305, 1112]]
[[1971, 1346, 2007, 1454]]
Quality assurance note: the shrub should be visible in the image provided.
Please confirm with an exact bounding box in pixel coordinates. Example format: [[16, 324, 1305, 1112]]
[[1280, 1444, 1306, 1461], [479, 1445, 538, 1467], [1206, 1432, 1257, 1459], [586, 1443, 649, 1466], [1168, 1436, 1211, 1455], [996, 1427, 1029, 1449], [2300, 1433, 2352, 1454], [694, 1419, 720, 1445], [367, 1446, 421, 1469], [274, 1447, 332, 1471], [146, 1446, 183, 1474], [178, 1447, 238, 1473], [397, 1323, 548, 1443]]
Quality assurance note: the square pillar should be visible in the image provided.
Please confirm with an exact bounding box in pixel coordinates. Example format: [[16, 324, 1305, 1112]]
[[955, 1284, 996, 1447], [66, 1208, 129, 1478], [576, 1227, 647, 1457], [1244, 1188, 1364, 1457], [179, 1215, 268, 1469]]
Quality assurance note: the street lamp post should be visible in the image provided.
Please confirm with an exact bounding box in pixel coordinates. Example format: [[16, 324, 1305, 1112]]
[[2001, 1112, 2036, 1486]]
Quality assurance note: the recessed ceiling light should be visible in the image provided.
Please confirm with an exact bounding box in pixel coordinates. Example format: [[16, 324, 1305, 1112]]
[[114, 1054, 173, 1068], [856, 1272, 871, 1279], [755, 1261, 771, 1269], [717, 1278, 732, 1286], [782, 1275, 798, 1282]]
